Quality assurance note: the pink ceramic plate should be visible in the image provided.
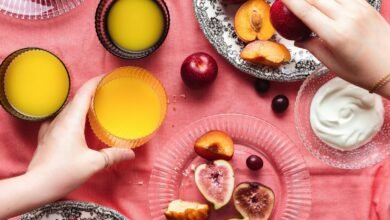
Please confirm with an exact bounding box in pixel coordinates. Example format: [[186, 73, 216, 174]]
[[149, 114, 311, 220], [295, 66, 390, 169]]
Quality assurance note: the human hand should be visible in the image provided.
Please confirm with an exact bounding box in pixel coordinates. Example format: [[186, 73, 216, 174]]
[[27, 76, 135, 197], [282, 0, 390, 97]]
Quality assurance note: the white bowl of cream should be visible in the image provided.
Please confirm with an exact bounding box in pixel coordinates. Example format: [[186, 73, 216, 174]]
[[295, 66, 390, 169], [310, 77, 384, 151]]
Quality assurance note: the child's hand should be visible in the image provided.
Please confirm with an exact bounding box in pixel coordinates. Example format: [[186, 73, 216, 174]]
[[27, 76, 135, 196], [283, 0, 390, 97], [0, 76, 135, 219]]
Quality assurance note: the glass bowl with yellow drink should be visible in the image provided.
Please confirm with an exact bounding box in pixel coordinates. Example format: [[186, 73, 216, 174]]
[[0, 48, 70, 121], [88, 66, 167, 148], [95, 0, 170, 59]]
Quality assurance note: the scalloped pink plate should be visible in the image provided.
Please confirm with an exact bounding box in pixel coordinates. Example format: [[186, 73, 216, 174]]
[[149, 114, 311, 220]]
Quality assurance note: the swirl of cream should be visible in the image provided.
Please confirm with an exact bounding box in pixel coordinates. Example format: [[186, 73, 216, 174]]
[[310, 77, 384, 151]]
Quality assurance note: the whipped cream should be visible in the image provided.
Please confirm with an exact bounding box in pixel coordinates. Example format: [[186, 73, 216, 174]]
[[310, 77, 384, 151]]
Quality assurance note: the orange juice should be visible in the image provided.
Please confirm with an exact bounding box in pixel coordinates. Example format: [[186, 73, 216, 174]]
[[107, 0, 165, 51], [3, 49, 69, 118], [89, 67, 167, 147]]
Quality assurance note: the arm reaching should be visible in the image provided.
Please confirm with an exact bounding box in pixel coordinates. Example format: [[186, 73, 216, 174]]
[[282, 0, 390, 98], [0, 76, 135, 219]]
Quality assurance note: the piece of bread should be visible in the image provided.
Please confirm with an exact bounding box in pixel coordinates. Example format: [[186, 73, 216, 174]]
[[164, 200, 209, 220]]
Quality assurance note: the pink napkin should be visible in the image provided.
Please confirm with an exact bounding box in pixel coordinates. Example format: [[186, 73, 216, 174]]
[[0, 0, 389, 219]]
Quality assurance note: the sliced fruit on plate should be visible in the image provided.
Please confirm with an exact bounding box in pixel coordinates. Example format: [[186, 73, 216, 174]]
[[233, 182, 275, 220], [234, 0, 275, 42], [195, 160, 235, 210], [194, 130, 234, 161], [164, 200, 209, 220], [240, 40, 291, 67]]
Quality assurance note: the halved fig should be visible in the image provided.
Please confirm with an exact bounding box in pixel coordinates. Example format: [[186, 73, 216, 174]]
[[194, 130, 234, 161], [195, 160, 235, 210], [233, 182, 275, 220]]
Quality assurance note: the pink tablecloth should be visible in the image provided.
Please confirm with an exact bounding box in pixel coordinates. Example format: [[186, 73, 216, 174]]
[[0, 0, 389, 219]]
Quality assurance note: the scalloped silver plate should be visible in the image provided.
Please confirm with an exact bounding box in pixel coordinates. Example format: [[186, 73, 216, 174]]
[[19, 201, 127, 220], [0, 0, 84, 20], [193, 0, 381, 81]]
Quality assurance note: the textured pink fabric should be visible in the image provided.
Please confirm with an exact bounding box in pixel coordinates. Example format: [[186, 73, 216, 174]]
[[0, 0, 389, 219]]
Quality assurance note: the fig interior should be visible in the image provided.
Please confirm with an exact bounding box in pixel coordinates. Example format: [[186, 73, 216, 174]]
[[179, 143, 281, 219]]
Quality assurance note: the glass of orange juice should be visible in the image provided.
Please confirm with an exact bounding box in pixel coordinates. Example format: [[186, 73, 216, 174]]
[[95, 0, 170, 59], [0, 48, 70, 121], [88, 66, 167, 148]]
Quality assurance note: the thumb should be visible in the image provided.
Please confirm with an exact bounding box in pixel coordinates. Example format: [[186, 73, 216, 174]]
[[100, 147, 135, 168]]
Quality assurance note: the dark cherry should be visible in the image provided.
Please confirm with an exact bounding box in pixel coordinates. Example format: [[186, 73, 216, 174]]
[[246, 155, 263, 170], [254, 79, 270, 94], [272, 95, 289, 113]]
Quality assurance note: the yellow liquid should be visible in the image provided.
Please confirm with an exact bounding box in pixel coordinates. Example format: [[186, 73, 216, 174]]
[[93, 76, 162, 139], [4, 50, 69, 118], [107, 0, 165, 51]]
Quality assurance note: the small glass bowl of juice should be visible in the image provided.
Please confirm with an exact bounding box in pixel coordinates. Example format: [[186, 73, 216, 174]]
[[95, 0, 170, 59], [88, 66, 167, 148], [0, 48, 70, 121]]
